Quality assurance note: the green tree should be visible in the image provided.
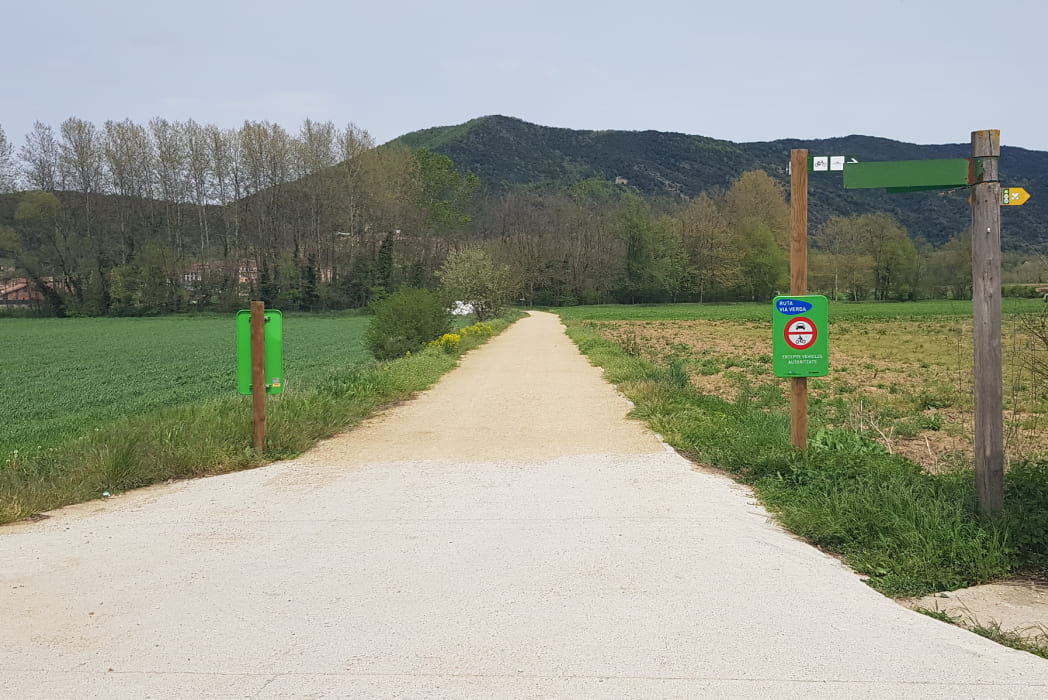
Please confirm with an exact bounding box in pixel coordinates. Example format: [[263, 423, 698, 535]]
[[410, 149, 480, 286], [739, 225, 788, 300], [302, 253, 321, 311], [857, 213, 917, 300], [615, 193, 658, 302], [722, 170, 789, 248], [926, 230, 972, 299], [654, 219, 689, 302], [14, 190, 85, 312], [414, 148, 480, 230], [813, 216, 873, 301], [679, 192, 740, 301], [374, 232, 395, 298], [438, 246, 512, 321], [365, 287, 451, 360], [722, 171, 789, 301]]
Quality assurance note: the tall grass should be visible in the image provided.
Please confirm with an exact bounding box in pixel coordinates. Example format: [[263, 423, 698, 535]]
[[556, 299, 1044, 323], [0, 315, 521, 524], [567, 320, 1048, 597]]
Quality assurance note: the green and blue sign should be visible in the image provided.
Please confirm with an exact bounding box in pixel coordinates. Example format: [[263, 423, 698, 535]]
[[773, 295, 828, 377]]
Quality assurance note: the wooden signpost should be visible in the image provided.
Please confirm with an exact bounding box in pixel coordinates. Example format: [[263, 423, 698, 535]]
[[789, 149, 809, 451], [236, 303, 285, 454], [250, 302, 267, 453], [790, 130, 1027, 514], [969, 130, 1004, 513]]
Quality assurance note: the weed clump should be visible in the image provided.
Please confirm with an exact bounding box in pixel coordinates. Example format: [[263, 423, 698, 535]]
[[428, 333, 462, 354]]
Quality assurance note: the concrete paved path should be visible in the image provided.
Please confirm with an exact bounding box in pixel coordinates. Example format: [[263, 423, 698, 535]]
[[2, 311, 1046, 698]]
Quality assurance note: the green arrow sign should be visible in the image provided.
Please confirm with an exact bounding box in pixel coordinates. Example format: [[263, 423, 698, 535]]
[[843, 158, 972, 191]]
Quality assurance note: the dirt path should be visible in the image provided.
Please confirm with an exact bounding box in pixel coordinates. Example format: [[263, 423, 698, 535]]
[[1, 311, 1046, 698]]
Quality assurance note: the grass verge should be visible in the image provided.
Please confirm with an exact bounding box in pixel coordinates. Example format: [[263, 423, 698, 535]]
[[564, 319, 1048, 598], [0, 313, 523, 524], [916, 607, 1048, 660]]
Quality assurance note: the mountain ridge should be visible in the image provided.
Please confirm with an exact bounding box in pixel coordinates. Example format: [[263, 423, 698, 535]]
[[394, 115, 1047, 248]]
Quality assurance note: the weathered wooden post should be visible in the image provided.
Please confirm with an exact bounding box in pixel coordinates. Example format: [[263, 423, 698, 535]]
[[970, 130, 1004, 514], [790, 149, 809, 451], [250, 300, 267, 454]]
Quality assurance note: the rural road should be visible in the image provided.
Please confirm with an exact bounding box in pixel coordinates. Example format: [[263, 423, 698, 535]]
[[2, 311, 1046, 699]]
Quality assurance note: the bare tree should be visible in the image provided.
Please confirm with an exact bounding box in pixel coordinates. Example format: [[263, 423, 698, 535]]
[[184, 119, 213, 260], [206, 125, 242, 258], [104, 119, 155, 199], [59, 117, 105, 195], [20, 121, 62, 191], [104, 119, 156, 262], [58, 117, 107, 270], [0, 124, 17, 192], [296, 119, 338, 261], [150, 117, 189, 256]]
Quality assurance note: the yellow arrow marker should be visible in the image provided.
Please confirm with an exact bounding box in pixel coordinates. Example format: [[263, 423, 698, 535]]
[[1002, 187, 1030, 206]]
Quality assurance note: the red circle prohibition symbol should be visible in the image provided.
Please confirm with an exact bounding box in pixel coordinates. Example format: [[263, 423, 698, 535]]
[[784, 317, 818, 350]]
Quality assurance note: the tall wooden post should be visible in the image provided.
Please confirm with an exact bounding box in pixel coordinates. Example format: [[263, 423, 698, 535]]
[[790, 149, 809, 451], [970, 130, 1004, 514], [250, 301, 267, 454]]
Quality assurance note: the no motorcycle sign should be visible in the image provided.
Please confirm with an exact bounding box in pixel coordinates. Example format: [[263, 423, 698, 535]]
[[773, 296, 828, 377], [784, 317, 817, 350]]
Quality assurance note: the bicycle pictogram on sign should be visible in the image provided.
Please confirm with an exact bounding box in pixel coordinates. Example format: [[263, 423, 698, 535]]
[[784, 317, 817, 350]]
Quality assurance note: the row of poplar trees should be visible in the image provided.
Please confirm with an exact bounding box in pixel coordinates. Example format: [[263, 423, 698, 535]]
[[0, 118, 975, 316]]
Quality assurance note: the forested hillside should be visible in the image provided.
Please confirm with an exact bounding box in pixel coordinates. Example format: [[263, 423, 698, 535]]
[[397, 116, 1048, 249], [0, 116, 1045, 316]]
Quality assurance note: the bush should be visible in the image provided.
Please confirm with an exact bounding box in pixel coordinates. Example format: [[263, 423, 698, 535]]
[[1002, 285, 1045, 299], [438, 246, 512, 321], [365, 288, 451, 360], [427, 333, 461, 354]]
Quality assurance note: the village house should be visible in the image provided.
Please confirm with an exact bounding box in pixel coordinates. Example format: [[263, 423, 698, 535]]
[[0, 278, 45, 305]]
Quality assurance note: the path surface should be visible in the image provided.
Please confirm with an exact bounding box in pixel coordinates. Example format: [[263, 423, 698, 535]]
[[2, 311, 1046, 699]]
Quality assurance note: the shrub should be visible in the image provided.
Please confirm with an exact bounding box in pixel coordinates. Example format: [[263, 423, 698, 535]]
[[438, 246, 512, 321], [365, 288, 451, 360], [427, 333, 461, 354], [459, 321, 495, 337]]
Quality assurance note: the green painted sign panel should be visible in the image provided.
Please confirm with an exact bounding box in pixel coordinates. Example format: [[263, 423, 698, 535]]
[[773, 296, 829, 378], [843, 158, 971, 190], [236, 309, 284, 395]]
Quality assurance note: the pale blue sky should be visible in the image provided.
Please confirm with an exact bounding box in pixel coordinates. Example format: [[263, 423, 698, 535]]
[[3, 0, 1046, 150]]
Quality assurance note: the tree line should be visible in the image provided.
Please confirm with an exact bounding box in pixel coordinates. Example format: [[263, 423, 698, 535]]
[[0, 118, 477, 315], [0, 117, 1040, 317]]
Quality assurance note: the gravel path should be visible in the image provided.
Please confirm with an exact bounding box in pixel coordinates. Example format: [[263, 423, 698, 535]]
[[2, 311, 1046, 698]]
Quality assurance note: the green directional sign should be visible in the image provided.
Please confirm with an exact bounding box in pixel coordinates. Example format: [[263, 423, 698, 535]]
[[843, 158, 972, 192], [236, 309, 285, 395], [773, 296, 829, 378]]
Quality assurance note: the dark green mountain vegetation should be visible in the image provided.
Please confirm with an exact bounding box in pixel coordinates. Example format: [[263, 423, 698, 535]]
[[1, 115, 1045, 316], [397, 115, 1048, 250]]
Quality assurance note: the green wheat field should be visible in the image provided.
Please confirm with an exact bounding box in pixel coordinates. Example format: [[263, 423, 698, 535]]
[[0, 314, 371, 456]]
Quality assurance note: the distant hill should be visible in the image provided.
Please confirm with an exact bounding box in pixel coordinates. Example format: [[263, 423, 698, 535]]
[[395, 115, 1048, 248]]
